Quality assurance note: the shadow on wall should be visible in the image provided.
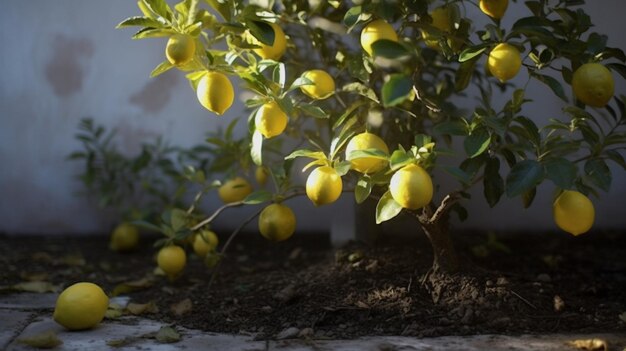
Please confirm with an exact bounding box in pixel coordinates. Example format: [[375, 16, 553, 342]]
[[45, 34, 94, 98]]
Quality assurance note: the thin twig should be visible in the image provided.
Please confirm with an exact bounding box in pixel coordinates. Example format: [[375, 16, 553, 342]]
[[191, 201, 246, 231], [207, 208, 264, 290], [509, 289, 538, 310]]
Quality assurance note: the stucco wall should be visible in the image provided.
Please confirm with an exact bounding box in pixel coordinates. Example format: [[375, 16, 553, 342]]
[[0, 1, 624, 235]]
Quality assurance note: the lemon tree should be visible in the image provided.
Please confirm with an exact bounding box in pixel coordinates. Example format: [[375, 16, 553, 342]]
[[106, 0, 626, 276]]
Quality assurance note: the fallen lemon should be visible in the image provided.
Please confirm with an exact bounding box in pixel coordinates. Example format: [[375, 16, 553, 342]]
[[53, 282, 109, 330]]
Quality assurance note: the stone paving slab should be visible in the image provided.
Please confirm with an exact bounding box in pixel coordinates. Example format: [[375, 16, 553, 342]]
[[0, 310, 34, 350], [0, 293, 57, 310]]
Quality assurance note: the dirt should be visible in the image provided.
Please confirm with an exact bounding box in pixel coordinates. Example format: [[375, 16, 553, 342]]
[[1, 230, 625, 339]]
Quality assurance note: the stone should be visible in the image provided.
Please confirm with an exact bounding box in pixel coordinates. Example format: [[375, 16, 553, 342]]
[[0, 310, 33, 350]]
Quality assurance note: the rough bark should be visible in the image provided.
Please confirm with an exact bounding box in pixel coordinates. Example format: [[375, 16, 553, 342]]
[[417, 193, 461, 274]]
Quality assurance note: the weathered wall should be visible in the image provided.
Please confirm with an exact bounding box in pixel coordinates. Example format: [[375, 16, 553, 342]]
[[0, 1, 624, 235]]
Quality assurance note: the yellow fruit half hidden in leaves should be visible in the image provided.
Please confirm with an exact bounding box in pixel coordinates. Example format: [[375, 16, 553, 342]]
[[345, 132, 389, 174], [249, 22, 287, 61], [255, 166, 268, 186], [389, 163, 433, 210], [487, 43, 522, 82], [553, 190, 595, 236], [218, 177, 253, 203], [258, 203, 296, 241], [53, 282, 109, 330], [422, 6, 453, 49], [479, 0, 509, 19], [572, 63, 614, 107], [109, 222, 139, 252], [306, 166, 343, 206], [192, 230, 219, 257], [255, 101, 288, 138], [299, 70, 335, 100], [166, 34, 196, 66], [360, 19, 398, 56], [157, 245, 186, 277], [196, 71, 234, 115]]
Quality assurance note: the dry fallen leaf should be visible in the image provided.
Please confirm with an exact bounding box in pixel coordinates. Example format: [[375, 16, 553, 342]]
[[105, 303, 125, 319], [17, 330, 63, 349], [61, 254, 86, 266], [106, 337, 135, 347], [155, 326, 181, 343], [111, 277, 154, 296], [11, 281, 60, 293], [19, 272, 49, 282], [567, 338, 608, 351], [127, 301, 159, 315], [553, 295, 565, 313], [170, 298, 192, 316]]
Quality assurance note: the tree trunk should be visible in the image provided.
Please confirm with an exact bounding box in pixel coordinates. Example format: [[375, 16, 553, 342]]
[[420, 218, 460, 274]]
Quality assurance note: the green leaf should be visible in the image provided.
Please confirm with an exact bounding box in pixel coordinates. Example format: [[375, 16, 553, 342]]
[[483, 157, 504, 208], [522, 187, 536, 208], [346, 149, 388, 161], [116, 16, 164, 28], [371, 39, 410, 59], [299, 104, 329, 119], [341, 82, 379, 102], [443, 166, 472, 185], [381, 74, 413, 107], [375, 190, 402, 224], [513, 116, 540, 146], [530, 72, 568, 102], [284, 149, 326, 160], [143, 0, 173, 21], [246, 20, 274, 46], [355, 175, 372, 204], [170, 208, 188, 231], [251, 130, 263, 166], [334, 161, 352, 176], [543, 157, 577, 189], [464, 128, 490, 158], [433, 120, 468, 136], [607, 63, 626, 81], [132, 220, 163, 233], [505, 160, 545, 197], [458, 44, 488, 63], [204, 0, 231, 21], [585, 159, 611, 192], [243, 190, 273, 204], [455, 56, 478, 92], [150, 61, 174, 77], [389, 150, 413, 171], [132, 27, 173, 39], [343, 6, 363, 28]]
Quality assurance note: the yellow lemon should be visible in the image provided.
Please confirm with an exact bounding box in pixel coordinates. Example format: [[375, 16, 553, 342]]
[[572, 63, 614, 107], [249, 22, 287, 61], [306, 166, 343, 206], [192, 230, 219, 257], [487, 43, 522, 82], [255, 166, 269, 186], [422, 6, 453, 49], [109, 223, 139, 252], [258, 203, 296, 241], [360, 19, 398, 56], [166, 34, 196, 66], [553, 190, 595, 236], [218, 177, 253, 203], [389, 164, 433, 210], [196, 71, 234, 115], [345, 132, 389, 174], [299, 70, 335, 100], [255, 101, 288, 138], [157, 245, 186, 277], [479, 0, 509, 19], [53, 282, 109, 330]]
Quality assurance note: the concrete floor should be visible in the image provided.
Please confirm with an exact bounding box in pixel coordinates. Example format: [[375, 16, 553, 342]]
[[2, 293, 625, 351]]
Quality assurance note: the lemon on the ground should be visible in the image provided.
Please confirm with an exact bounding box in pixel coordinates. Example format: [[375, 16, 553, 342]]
[[422, 6, 453, 49], [255, 101, 288, 138], [255, 166, 269, 186], [389, 163, 433, 210], [487, 43, 522, 82], [299, 70, 335, 100], [192, 230, 219, 257], [345, 132, 389, 174], [157, 245, 186, 277], [306, 166, 343, 206], [258, 203, 296, 241], [196, 71, 234, 115], [479, 0, 509, 19], [218, 177, 253, 203], [109, 223, 139, 252], [572, 63, 614, 107], [249, 22, 287, 61], [166, 34, 196, 66], [553, 190, 595, 236], [360, 19, 398, 56], [53, 282, 109, 330]]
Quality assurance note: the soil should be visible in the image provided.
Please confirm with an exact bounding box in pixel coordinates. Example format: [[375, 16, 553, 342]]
[[1, 230, 625, 339]]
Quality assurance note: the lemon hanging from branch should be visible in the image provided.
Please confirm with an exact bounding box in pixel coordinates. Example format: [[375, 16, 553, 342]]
[[196, 71, 234, 115]]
